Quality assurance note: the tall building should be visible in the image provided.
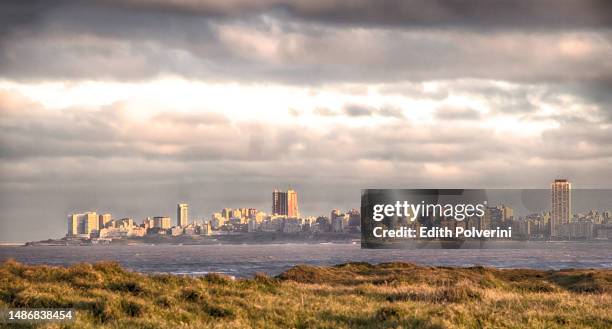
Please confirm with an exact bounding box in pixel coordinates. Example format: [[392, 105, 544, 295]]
[[67, 212, 98, 237], [272, 188, 300, 217], [287, 189, 299, 218], [272, 190, 288, 215], [551, 179, 571, 237], [177, 203, 189, 227]]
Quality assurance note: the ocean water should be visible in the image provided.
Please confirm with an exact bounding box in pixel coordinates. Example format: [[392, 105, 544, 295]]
[[1, 242, 610, 278]]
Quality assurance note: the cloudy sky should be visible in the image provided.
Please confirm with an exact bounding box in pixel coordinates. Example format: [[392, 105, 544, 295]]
[[1, 0, 611, 242]]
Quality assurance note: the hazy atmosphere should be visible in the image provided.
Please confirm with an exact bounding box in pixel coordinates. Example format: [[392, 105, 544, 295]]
[[1, 0, 612, 242]]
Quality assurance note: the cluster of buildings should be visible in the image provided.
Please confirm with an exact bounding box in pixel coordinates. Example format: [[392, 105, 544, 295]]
[[372, 179, 611, 241], [210, 189, 360, 234], [66, 188, 362, 240], [507, 179, 612, 240], [546, 179, 612, 240], [66, 180, 611, 241], [67, 203, 211, 239]]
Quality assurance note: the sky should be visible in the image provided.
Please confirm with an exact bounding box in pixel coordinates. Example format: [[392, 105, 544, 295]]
[[1, 0, 611, 242]]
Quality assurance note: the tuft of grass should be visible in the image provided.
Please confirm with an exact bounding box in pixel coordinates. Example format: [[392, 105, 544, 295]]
[[0, 260, 611, 328]]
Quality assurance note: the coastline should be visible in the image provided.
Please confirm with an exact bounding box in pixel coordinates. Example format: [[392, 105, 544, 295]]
[[22, 232, 362, 247]]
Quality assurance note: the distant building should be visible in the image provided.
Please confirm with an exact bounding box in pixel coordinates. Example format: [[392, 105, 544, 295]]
[[142, 217, 155, 229], [315, 216, 331, 232], [177, 203, 189, 227], [67, 212, 98, 237], [221, 208, 232, 220], [261, 218, 282, 232], [128, 226, 146, 237], [247, 208, 258, 219], [551, 179, 571, 237], [347, 209, 361, 232], [250, 211, 266, 223], [112, 218, 134, 228], [595, 225, 612, 239], [170, 226, 184, 236], [332, 216, 344, 232], [210, 212, 225, 230], [559, 220, 593, 240], [98, 227, 127, 238], [283, 220, 302, 233], [153, 216, 171, 229], [500, 205, 514, 222], [238, 208, 252, 219], [98, 213, 112, 229], [329, 209, 346, 232], [331, 209, 341, 221], [483, 205, 513, 228], [98, 222, 145, 239], [183, 223, 198, 236], [147, 227, 167, 235], [231, 209, 242, 220], [272, 189, 288, 215], [248, 218, 260, 232], [199, 221, 211, 236], [287, 189, 299, 218]]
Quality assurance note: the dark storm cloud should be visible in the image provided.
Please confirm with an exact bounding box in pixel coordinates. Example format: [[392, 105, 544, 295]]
[[0, 0, 610, 85], [78, 0, 612, 29], [4, 0, 612, 30], [550, 78, 612, 122]]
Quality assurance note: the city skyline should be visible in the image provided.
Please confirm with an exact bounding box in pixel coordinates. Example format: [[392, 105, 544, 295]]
[[7, 182, 612, 243], [57, 181, 612, 243]]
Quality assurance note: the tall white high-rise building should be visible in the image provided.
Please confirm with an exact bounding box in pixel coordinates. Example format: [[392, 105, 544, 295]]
[[177, 203, 189, 227], [551, 179, 571, 237]]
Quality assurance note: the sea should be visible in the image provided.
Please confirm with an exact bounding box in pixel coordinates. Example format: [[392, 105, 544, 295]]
[[1, 242, 611, 278]]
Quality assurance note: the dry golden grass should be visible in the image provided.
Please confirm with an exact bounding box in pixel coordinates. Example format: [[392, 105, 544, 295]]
[[1, 260, 611, 328]]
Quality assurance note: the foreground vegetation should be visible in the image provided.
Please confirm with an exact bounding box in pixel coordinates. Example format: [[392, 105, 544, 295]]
[[1, 260, 611, 328]]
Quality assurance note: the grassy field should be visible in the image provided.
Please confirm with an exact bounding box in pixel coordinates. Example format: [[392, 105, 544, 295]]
[[1, 260, 611, 328]]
